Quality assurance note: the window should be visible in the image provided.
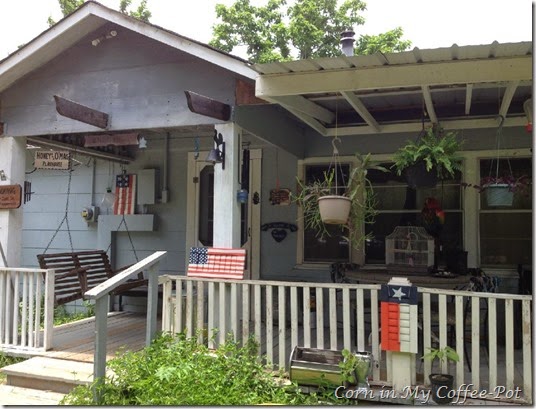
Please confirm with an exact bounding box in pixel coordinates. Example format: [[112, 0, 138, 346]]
[[302, 163, 350, 262], [365, 165, 463, 265], [479, 158, 532, 266]]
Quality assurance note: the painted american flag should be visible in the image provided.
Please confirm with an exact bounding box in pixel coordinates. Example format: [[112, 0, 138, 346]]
[[380, 282, 418, 353], [113, 173, 137, 215], [187, 247, 246, 280]]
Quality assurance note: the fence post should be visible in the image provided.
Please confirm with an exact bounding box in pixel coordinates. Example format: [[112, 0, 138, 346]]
[[93, 294, 109, 404], [146, 263, 159, 346], [43, 269, 55, 350]]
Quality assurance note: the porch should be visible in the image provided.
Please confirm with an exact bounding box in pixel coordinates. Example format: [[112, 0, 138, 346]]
[[0, 263, 532, 405]]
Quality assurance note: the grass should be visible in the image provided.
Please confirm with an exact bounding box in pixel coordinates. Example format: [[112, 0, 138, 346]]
[[0, 353, 26, 383]]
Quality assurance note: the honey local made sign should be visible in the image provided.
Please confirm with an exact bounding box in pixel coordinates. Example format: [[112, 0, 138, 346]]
[[35, 150, 70, 170], [0, 184, 22, 209]]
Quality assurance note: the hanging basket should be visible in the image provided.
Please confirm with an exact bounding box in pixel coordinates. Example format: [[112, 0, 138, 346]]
[[318, 195, 351, 224], [404, 161, 438, 188], [485, 183, 514, 207]]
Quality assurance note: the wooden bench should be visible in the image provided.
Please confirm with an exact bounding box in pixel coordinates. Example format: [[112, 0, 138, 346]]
[[37, 250, 147, 307], [187, 247, 246, 280]]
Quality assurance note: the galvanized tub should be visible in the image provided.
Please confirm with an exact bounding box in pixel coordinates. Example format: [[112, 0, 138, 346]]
[[288, 346, 371, 389]]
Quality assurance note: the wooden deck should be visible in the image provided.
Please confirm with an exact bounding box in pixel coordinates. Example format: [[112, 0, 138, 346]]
[[38, 312, 155, 363]]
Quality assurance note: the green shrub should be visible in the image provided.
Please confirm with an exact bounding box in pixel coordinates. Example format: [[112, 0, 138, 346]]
[[61, 333, 343, 405]]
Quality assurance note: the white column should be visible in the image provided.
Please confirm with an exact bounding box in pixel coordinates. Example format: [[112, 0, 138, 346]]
[[213, 123, 241, 248], [463, 156, 479, 268], [0, 136, 26, 267]]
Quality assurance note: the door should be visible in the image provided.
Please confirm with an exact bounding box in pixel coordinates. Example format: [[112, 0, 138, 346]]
[[186, 149, 262, 279]]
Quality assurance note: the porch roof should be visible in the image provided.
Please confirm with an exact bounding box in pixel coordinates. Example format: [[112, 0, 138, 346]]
[[253, 42, 533, 136], [0, 1, 255, 94]]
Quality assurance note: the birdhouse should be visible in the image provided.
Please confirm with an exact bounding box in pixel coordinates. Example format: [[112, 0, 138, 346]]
[[385, 226, 434, 270]]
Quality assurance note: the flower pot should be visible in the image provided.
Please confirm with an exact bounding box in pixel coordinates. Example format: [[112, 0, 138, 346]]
[[404, 161, 438, 188], [485, 183, 514, 206], [318, 195, 351, 224], [429, 373, 454, 405]]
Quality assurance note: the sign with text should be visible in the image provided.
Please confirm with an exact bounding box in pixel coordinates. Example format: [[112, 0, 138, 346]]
[[84, 133, 139, 147], [0, 184, 22, 209], [35, 150, 70, 170]]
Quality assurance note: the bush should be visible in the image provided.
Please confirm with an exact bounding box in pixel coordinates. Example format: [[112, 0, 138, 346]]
[[61, 333, 340, 405]]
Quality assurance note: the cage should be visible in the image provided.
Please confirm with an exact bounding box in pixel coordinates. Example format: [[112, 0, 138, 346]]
[[385, 226, 434, 269]]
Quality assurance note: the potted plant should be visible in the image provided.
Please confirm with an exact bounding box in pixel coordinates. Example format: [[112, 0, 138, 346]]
[[423, 346, 460, 404], [293, 151, 387, 250], [392, 126, 463, 188], [477, 174, 531, 207]]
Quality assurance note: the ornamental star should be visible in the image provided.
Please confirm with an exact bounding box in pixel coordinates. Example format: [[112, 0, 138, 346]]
[[392, 287, 406, 301]]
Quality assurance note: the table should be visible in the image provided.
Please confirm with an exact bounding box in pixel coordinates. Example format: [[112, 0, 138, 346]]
[[345, 268, 470, 290]]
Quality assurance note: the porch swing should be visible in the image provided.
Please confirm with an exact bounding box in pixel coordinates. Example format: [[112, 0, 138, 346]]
[[36, 157, 147, 308]]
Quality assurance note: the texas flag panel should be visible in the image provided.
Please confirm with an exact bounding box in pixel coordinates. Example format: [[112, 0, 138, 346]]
[[380, 283, 418, 353]]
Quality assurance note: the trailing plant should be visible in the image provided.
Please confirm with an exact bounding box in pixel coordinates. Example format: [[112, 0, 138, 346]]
[[339, 349, 370, 386], [61, 332, 343, 405], [293, 151, 387, 250], [392, 126, 463, 179]]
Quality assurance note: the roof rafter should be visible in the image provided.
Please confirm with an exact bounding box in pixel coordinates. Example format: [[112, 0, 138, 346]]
[[341, 91, 380, 132], [498, 81, 520, 119], [421, 85, 437, 124]]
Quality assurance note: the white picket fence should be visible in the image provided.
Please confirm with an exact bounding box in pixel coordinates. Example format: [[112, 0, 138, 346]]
[[0, 268, 54, 353], [160, 275, 533, 404]]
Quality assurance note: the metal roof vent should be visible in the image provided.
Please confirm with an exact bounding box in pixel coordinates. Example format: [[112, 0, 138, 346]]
[[340, 30, 355, 57]]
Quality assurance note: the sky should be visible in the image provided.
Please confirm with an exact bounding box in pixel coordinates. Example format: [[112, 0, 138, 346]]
[[0, 0, 533, 59]]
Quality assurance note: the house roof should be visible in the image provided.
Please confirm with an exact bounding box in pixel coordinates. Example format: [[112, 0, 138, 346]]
[[0, 1, 256, 94], [253, 41, 533, 136]]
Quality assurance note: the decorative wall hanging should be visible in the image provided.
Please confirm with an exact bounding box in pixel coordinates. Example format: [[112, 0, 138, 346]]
[[270, 188, 291, 205], [0, 184, 22, 209], [261, 222, 298, 243], [34, 150, 70, 170]]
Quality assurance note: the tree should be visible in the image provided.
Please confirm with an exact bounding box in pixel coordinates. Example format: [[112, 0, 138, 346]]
[[48, 0, 152, 26], [209, 0, 411, 63]]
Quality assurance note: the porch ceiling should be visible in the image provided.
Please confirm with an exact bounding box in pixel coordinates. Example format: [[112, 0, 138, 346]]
[[253, 42, 533, 136]]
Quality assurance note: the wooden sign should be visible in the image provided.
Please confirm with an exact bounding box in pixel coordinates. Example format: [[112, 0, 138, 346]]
[[84, 133, 139, 147], [35, 150, 70, 170], [270, 188, 291, 205], [0, 184, 22, 209]]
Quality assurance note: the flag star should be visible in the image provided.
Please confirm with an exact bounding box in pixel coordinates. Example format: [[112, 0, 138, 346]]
[[392, 287, 406, 300]]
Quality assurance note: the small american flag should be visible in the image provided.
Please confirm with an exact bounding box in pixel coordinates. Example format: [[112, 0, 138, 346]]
[[187, 247, 246, 280], [113, 173, 137, 215]]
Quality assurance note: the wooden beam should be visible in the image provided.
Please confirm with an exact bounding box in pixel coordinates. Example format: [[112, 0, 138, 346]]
[[325, 116, 526, 136], [465, 84, 474, 115], [235, 79, 267, 105], [270, 95, 334, 124], [185, 90, 231, 121], [256, 56, 532, 97], [341, 91, 380, 132], [498, 81, 520, 119], [421, 85, 437, 124], [54, 95, 109, 129]]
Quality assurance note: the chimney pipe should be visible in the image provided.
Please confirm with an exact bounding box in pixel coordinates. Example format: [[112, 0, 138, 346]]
[[340, 30, 355, 57]]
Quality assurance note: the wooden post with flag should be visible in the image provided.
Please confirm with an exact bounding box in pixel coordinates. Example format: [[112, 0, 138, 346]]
[[380, 277, 418, 392]]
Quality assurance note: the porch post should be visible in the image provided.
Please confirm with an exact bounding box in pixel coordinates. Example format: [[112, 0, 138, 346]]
[[213, 123, 242, 342], [213, 123, 241, 247], [0, 136, 26, 267]]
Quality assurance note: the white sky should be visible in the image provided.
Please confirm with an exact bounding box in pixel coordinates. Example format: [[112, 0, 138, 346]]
[[0, 0, 533, 59]]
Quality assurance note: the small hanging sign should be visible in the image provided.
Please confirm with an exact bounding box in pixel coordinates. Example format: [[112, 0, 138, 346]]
[[0, 184, 22, 209], [35, 150, 70, 170], [269, 188, 291, 205]]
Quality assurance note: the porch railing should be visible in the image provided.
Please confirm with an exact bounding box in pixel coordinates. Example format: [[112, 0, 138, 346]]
[[160, 275, 533, 404], [0, 268, 54, 353]]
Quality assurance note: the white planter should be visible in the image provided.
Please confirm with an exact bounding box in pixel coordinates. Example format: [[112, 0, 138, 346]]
[[485, 183, 514, 207], [318, 195, 351, 224]]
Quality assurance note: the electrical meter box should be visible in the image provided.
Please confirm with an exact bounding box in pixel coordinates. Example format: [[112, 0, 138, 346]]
[[385, 226, 434, 270]]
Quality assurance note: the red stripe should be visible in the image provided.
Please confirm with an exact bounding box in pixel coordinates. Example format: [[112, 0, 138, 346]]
[[187, 247, 246, 280]]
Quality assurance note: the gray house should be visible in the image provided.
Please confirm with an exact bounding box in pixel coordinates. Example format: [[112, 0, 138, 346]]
[[0, 0, 532, 312]]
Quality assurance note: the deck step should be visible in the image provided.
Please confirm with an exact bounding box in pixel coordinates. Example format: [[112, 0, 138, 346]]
[[1, 356, 94, 394], [0, 384, 65, 405]]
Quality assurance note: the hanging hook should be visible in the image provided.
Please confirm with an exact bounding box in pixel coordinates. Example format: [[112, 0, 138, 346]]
[[331, 136, 341, 156]]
